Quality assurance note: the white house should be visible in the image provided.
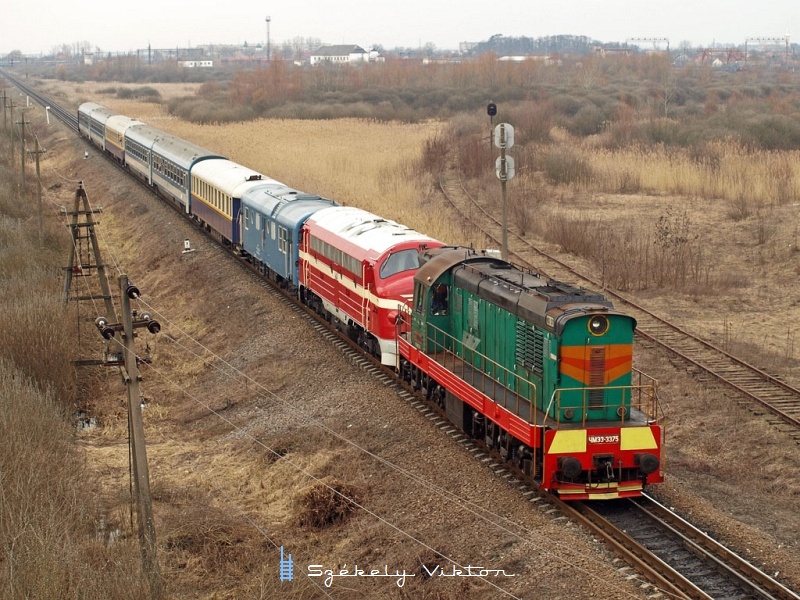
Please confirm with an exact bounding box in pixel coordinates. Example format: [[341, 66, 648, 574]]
[[179, 60, 213, 68], [310, 45, 368, 66]]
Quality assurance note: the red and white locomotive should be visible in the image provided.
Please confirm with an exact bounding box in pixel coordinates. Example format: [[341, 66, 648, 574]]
[[299, 206, 443, 366]]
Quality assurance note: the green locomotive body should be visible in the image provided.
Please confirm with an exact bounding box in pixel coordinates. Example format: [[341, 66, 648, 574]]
[[401, 246, 664, 499]]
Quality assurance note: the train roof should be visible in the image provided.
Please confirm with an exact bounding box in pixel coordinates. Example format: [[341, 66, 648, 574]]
[[87, 107, 118, 125], [305, 206, 439, 257], [126, 124, 171, 148], [152, 135, 224, 169], [78, 102, 104, 115], [190, 159, 279, 197], [242, 185, 338, 228], [105, 115, 143, 137]]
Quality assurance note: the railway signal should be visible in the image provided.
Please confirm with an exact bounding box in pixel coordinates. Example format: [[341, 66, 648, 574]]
[[494, 122, 515, 260]]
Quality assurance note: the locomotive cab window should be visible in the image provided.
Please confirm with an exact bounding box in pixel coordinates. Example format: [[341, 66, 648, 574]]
[[430, 284, 449, 316], [380, 249, 419, 279]]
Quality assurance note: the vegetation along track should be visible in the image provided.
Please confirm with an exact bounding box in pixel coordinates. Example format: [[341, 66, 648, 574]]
[[438, 167, 800, 441], [10, 75, 798, 599]]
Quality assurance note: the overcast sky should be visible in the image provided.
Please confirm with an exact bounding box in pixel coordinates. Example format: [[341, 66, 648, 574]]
[[4, 0, 798, 55]]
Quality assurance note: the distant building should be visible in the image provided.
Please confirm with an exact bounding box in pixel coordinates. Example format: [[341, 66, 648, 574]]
[[310, 45, 368, 65], [179, 60, 213, 68]]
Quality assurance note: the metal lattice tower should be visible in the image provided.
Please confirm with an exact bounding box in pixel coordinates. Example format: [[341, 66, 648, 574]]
[[63, 182, 117, 323]]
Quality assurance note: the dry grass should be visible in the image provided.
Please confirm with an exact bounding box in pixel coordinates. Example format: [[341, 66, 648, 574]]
[[577, 141, 800, 206], [0, 141, 145, 598]]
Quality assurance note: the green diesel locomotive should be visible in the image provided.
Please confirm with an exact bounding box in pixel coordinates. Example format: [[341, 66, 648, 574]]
[[399, 246, 664, 500]]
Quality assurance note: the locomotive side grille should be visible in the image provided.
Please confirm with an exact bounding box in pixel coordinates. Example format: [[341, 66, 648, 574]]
[[589, 347, 605, 408], [515, 320, 544, 374]]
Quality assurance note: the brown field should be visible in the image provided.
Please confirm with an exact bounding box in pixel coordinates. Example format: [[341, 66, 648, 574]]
[[3, 78, 799, 599]]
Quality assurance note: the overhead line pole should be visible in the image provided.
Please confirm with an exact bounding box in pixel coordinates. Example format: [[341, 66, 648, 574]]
[[33, 136, 45, 245], [117, 275, 161, 599]]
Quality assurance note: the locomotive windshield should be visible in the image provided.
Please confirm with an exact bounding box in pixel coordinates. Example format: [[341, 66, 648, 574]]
[[380, 249, 420, 279]]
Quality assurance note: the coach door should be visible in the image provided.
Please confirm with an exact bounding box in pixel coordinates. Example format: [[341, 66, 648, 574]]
[[279, 226, 290, 280]]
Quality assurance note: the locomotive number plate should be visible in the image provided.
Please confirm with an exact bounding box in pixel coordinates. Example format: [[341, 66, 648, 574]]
[[588, 435, 619, 444]]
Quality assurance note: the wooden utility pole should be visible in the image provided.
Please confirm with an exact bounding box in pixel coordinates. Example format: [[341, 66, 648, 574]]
[[117, 275, 161, 599], [18, 107, 31, 185], [33, 136, 45, 246], [9, 99, 15, 164]]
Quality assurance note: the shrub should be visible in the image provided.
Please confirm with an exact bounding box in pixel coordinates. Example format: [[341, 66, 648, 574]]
[[743, 114, 800, 151], [458, 135, 493, 179], [419, 132, 451, 176], [566, 103, 606, 136], [297, 480, 361, 529], [541, 145, 593, 186]]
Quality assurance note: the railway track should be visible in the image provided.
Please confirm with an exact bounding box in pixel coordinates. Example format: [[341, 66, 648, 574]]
[[438, 168, 800, 441], [577, 495, 800, 600], [6, 73, 797, 600]]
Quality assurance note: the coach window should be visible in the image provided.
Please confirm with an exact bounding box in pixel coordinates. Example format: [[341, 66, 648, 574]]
[[278, 227, 288, 254]]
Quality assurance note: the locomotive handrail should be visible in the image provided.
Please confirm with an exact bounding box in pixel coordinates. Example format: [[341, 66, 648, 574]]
[[424, 322, 538, 423], [542, 384, 663, 430]]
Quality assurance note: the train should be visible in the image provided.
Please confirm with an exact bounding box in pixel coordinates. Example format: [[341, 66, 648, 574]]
[[78, 101, 665, 501]]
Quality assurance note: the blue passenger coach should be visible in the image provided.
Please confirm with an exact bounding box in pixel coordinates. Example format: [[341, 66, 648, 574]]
[[78, 102, 103, 139], [124, 124, 170, 185], [240, 185, 338, 288]]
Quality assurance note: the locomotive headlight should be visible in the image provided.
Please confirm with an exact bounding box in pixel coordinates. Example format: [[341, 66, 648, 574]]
[[588, 315, 609, 336]]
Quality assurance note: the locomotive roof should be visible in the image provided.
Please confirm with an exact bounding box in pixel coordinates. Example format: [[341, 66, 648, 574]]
[[306, 206, 438, 255], [419, 246, 619, 333]]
